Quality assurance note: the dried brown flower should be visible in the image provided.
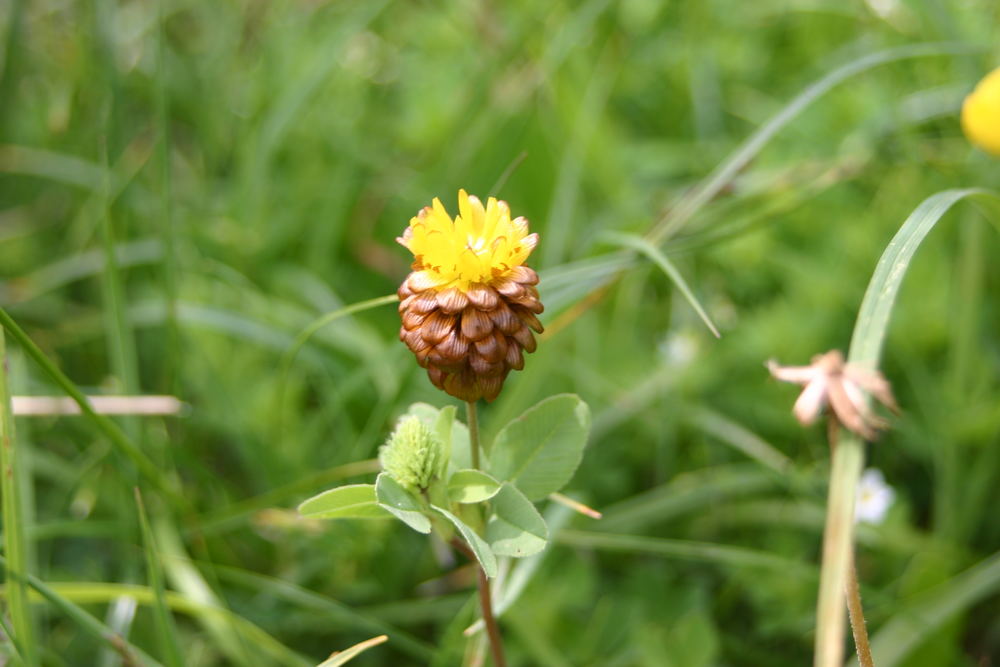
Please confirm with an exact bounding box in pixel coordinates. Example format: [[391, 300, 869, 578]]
[[768, 350, 899, 440]]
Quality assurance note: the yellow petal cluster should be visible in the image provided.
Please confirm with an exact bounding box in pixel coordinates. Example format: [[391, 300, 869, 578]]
[[962, 67, 1000, 156], [397, 190, 539, 292]]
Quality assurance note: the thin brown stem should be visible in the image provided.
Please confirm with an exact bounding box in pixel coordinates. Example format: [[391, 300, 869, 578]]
[[845, 550, 875, 667], [477, 564, 506, 667], [451, 539, 506, 667], [466, 401, 481, 470]]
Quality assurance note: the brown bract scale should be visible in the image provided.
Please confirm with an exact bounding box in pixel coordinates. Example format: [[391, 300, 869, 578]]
[[398, 267, 543, 402]]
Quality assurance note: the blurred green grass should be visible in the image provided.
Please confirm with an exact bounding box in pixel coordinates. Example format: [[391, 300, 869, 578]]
[[1, 0, 1000, 664]]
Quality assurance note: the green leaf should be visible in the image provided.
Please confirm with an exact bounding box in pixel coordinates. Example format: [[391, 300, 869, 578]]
[[434, 405, 456, 451], [298, 484, 390, 520], [486, 484, 548, 558], [448, 469, 502, 504], [431, 505, 497, 578], [375, 473, 431, 534], [489, 394, 591, 501], [316, 635, 388, 666]]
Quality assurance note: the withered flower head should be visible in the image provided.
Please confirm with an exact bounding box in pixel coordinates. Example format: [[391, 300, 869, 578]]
[[767, 350, 899, 440], [397, 190, 543, 402]]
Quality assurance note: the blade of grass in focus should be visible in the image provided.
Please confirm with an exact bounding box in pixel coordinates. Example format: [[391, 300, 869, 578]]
[[0, 328, 36, 664], [0, 555, 162, 666], [815, 188, 1000, 667], [135, 489, 184, 667]]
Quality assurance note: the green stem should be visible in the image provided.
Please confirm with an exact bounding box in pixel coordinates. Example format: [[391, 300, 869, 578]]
[[466, 401, 481, 470], [0, 329, 38, 665], [815, 423, 864, 667]]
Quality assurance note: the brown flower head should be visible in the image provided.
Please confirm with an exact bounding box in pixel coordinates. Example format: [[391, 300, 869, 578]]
[[397, 190, 543, 402], [767, 350, 899, 440]]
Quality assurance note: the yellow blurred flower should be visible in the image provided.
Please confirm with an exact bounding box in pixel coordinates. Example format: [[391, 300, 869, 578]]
[[962, 67, 1000, 156]]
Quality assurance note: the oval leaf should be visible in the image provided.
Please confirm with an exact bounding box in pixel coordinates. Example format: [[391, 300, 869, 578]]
[[375, 474, 431, 534], [486, 483, 548, 558], [431, 505, 497, 578], [448, 469, 502, 504], [298, 484, 389, 520], [488, 394, 591, 501]]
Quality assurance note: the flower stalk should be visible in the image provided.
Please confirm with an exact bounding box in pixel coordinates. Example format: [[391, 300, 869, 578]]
[[467, 401, 481, 471], [770, 354, 893, 667], [827, 416, 875, 667], [815, 431, 864, 667], [462, 400, 505, 666]]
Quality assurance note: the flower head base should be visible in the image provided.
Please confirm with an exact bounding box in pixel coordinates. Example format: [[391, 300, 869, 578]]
[[379, 415, 448, 491], [767, 350, 899, 440], [397, 191, 544, 402], [962, 66, 1000, 156]]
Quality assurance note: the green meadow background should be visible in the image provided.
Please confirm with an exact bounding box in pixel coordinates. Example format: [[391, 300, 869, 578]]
[[1, 0, 999, 664]]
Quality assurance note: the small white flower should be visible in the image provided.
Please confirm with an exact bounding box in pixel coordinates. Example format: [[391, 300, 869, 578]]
[[855, 468, 895, 524], [767, 350, 899, 440], [661, 330, 699, 367]]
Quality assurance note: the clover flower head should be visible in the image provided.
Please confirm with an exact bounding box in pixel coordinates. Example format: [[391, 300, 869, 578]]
[[767, 350, 899, 440], [962, 66, 1000, 156], [855, 468, 895, 524], [397, 190, 543, 402], [379, 415, 448, 491]]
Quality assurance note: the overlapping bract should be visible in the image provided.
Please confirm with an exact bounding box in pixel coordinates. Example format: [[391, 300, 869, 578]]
[[397, 191, 543, 402]]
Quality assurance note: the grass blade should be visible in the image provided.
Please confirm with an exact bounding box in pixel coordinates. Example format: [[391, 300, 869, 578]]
[[0, 328, 36, 664], [0, 555, 162, 666], [556, 530, 815, 574], [648, 42, 983, 244], [212, 565, 434, 661], [0, 308, 184, 508], [815, 188, 1000, 667], [848, 188, 999, 366], [601, 232, 721, 338], [858, 550, 1000, 666], [135, 489, 184, 667], [316, 635, 388, 667]]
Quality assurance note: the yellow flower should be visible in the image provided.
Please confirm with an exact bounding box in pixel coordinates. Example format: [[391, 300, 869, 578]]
[[962, 67, 1000, 156], [397, 191, 543, 403], [397, 189, 539, 291]]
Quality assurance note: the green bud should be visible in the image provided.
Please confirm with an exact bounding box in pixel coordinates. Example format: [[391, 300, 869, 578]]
[[379, 416, 448, 491]]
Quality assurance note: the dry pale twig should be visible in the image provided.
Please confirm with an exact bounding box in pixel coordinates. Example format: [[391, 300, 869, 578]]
[[12, 395, 184, 417]]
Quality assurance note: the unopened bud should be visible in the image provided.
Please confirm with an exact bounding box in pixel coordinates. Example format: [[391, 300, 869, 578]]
[[379, 416, 448, 491]]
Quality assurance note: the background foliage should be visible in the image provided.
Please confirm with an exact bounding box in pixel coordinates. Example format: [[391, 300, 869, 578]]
[[1, 0, 999, 664]]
